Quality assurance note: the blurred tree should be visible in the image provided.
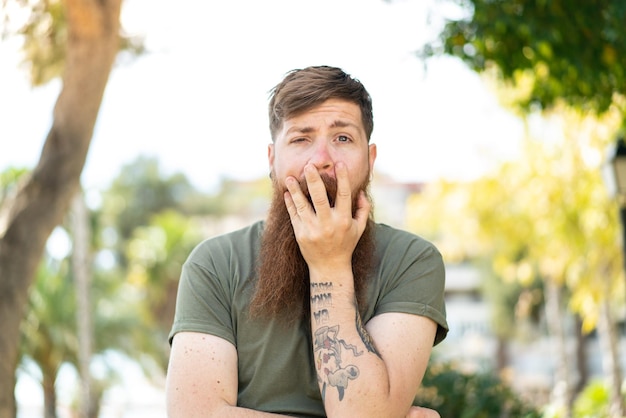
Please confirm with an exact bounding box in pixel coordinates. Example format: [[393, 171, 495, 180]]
[[0, 168, 29, 202], [124, 209, 203, 368], [572, 379, 612, 418], [20, 258, 77, 418], [98, 157, 271, 368], [1, 0, 143, 86], [425, 1, 626, 414], [209, 176, 272, 219], [479, 266, 544, 371], [0, 0, 127, 414], [100, 156, 271, 264], [407, 108, 624, 414], [415, 361, 542, 418], [99, 156, 211, 269], [18, 221, 163, 417], [424, 0, 626, 118], [70, 190, 95, 417]]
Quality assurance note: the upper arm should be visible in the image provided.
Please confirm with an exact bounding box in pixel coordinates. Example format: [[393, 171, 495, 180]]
[[166, 331, 239, 417], [365, 312, 437, 410]]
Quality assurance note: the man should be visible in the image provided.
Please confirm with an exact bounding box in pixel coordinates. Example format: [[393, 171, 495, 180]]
[[166, 66, 448, 417]]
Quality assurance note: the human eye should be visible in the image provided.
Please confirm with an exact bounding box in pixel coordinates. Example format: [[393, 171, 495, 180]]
[[337, 135, 351, 143]]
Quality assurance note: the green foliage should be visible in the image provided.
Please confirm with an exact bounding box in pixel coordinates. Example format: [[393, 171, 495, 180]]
[[18, 0, 67, 86], [13, 154, 273, 405], [407, 111, 625, 331], [573, 381, 609, 417], [125, 209, 203, 369], [100, 156, 270, 259], [480, 265, 543, 340], [88, 266, 154, 364], [18, 249, 158, 416], [20, 257, 78, 371], [0, 166, 29, 202], [95, 156, 273, 369], [13, 156, 214, 405], [415, 362, 541, 418], [210, 176, 272, 217], [19, 244, 151, 370], [101, 156, 201, 247], [426, 0, 626, 116], [2, 0, 144, 86], [570, 378, 626, 418], [126, 210, 200, 288]]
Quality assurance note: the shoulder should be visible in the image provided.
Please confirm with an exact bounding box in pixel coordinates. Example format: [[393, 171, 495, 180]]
[[370, 223, 448, 345], [186, 221, 264, 266], [374, 223, 442, 261]]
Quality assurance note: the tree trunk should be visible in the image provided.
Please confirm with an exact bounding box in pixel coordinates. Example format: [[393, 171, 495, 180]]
[[597, 298, 625, 418], [42, 371, 57, 418], [544, 279, 573, 418], [495, 336, 509, 372], [573, 315, 589, 397], [72, 191, 94, 418], [0, 1, 121, 416]]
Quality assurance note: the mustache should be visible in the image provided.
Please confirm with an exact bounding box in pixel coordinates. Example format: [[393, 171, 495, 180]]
[[284, 173, 339, 208]]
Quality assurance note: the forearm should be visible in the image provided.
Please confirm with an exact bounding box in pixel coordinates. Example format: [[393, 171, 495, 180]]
[[210, 405, 293, 418], [168, 400, 291, 418], [309, 269, 406, 418]]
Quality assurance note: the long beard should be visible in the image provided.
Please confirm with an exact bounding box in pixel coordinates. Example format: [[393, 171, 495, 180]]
[[249, 173, 376, 324]]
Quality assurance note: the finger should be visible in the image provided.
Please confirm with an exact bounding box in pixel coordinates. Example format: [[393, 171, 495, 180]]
[[285, 176, 313, 219], [353, 190, 371, 233], [408, 407, 440, 418], [303, 164, 331, 216], [334, 162, 352, 215], [283, 190, 298, 221], [417, 407, 441, 418], [423, 408, 440, 418]]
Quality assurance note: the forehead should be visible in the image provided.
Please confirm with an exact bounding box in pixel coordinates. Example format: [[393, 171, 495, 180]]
[[281, 99, 364, 134]]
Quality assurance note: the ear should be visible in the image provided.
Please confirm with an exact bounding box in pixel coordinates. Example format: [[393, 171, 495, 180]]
[[368, 143, 377, 173], [268, 143, 275, 172]]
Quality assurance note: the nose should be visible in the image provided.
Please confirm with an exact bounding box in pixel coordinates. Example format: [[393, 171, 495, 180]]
[[309, 141, 334, 173]]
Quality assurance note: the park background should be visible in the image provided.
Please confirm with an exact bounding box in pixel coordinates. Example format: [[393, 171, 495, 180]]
[[1, 0, 625, 417]]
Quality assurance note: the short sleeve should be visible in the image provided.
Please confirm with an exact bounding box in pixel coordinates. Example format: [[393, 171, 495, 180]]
[[370, 225, 448, 346], [168, 242, 236, 346]]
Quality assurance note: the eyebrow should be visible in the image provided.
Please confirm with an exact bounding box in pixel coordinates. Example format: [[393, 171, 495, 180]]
[[286, 126, 315, 135], [285, 120, 361, 136], [329, 120, 360, 131]]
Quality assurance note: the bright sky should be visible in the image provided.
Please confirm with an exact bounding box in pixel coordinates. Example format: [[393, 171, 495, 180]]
[[0, 0, 523, 195]]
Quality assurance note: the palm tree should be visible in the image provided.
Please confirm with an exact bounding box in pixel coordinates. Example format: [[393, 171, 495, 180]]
[[20, 257, 77, 418]]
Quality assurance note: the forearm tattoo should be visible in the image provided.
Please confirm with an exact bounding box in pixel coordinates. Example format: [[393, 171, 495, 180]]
[[355, 308, 380, 357], [311, 281, 333, 326], [310, 282, 381, 402]]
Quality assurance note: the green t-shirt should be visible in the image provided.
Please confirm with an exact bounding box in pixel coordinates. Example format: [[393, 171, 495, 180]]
[[169, 221, 448, 417]]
